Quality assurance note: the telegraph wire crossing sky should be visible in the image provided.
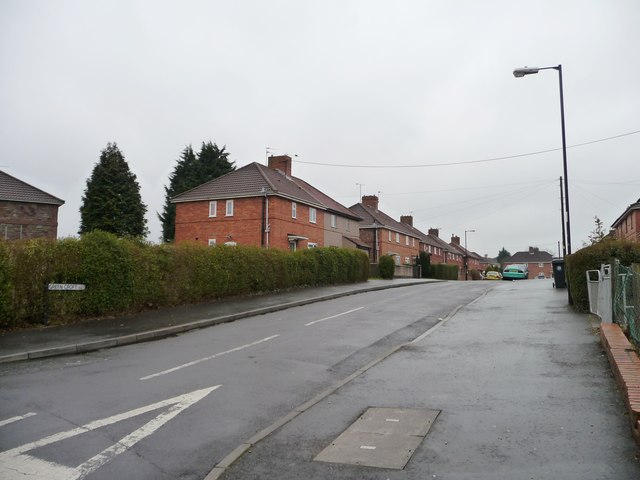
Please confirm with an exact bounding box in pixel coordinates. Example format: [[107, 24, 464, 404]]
[[1, 0, 639, 257]]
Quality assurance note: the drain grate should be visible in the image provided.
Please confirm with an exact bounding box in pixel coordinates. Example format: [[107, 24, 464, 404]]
[[314, 407, 440, 470]]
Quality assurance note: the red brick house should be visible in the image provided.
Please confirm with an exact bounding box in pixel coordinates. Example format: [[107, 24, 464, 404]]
[[397, 218, 453, 266], [349, 196, 420, 266], [611, 197, 640, 242], [171, 155, 363, 251], [0, 170, 64, 240], [504, 247, 553, 279], [449, 235, 483, 279], [424, 228, 456, 265]]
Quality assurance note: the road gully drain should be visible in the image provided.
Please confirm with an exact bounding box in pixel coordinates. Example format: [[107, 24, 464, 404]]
[[314, 407, 440, 470]]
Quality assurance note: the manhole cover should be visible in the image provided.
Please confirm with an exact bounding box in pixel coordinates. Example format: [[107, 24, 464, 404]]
[[314, 407, 440, 470]]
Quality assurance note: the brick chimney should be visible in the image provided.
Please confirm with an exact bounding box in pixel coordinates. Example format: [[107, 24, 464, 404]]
[[400, 215, 413, 226], [428, 228, 439, 237], [362, 195, 379, 211], [528, 246, 539, 254], [451, 235, 461, 246], [268, 155, 292, 176]]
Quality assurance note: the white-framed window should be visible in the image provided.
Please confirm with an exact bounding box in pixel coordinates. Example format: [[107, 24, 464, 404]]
[[405, 257, 410, 265], [428, 245, 432, 254], [412, 238, 415, 247], [331, 214, 337, 228], [346, 219, 350, 232], [309, 207, 317, 223], [388, 230, 392, 241], [225, 199, 234, 216], [405, 235, 409, 245], [208, 201, 217, 218], [395, 255, 401, 266], [308, 242, 318, 249], [538, 262, 544, 267], [395, 232, 400, 243], [208, 238, 216, 246], [292, 202, 297, 219]]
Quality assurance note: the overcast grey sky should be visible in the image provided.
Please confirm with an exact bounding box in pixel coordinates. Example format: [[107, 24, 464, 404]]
[[2, 0, 639, 257]]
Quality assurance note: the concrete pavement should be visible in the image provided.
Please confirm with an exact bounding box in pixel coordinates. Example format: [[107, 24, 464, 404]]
[[0, 278, 437, 364], [213, 279, 640, 479]]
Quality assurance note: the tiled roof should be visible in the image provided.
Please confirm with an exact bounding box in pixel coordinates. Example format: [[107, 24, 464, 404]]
[[506, 248, 553, 263], [0, 170, 64, 205], [291, 177, 361, 221], [449, 242, 484, 261], [349, 203, 419, 238], [171, 162, 358, 219]]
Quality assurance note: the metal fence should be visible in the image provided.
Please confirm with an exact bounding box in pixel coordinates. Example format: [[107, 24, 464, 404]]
[[612, 261, 639, 345], [587, 260, 639, 345]]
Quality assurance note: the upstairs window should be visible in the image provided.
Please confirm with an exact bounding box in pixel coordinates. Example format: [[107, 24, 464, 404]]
[[292, 202, 297, 219], [208, 201, 217, 217], [331, 214, 337, 228], [226, 199, 234, 216], [388, 230, 392, 241], [208, 238, 216, 246], [309, 207, 317, 224], [405, 235, 409, 245], [395, 232, 400, 243]]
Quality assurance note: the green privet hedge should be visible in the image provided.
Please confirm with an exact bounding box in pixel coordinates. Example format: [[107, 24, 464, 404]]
[[427, 263, 459, 280], [0, 232, 369, 329], [379, 255, 395, 279], [566, 239, 640, 312]]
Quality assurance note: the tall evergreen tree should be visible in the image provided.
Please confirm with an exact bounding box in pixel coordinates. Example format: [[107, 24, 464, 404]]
[[158, 141, 235, 242], [496, 247, 511, 266], [79, 143, 148, 237]]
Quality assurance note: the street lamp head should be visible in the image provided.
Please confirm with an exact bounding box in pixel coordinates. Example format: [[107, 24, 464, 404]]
[[513, 67, 540, 78]]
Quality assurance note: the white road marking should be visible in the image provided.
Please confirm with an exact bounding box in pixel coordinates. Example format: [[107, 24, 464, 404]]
[[304, 307, 364, 326], [140, 334, 280, 380], [0, 385, 220, 480], [360, 445, 377, 450], [0, 412, 37, 427], [385, 418, 400, 422]]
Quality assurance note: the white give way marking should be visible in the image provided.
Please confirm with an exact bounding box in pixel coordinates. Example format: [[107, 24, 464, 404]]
[[0, 385, 220, 480]]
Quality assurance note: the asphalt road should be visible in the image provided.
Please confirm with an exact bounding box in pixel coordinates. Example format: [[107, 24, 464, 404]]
[[221, 280, 640, 480], [0, 281, 492, 480]]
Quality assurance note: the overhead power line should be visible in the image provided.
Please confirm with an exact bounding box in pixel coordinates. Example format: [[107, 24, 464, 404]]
[[294, 129, 640, 169]]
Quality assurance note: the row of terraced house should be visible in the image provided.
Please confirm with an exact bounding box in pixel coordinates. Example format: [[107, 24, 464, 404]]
[[171, 155, 484, 278]]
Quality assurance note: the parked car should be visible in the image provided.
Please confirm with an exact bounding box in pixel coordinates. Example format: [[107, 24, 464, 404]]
[[484, 271, 503, 280], [502, 265, 529, 280]]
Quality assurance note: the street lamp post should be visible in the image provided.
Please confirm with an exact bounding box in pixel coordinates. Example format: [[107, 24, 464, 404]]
[[512, 65, 571, 256], [464, 229, 475, 280], [513, 64, 572, 304]]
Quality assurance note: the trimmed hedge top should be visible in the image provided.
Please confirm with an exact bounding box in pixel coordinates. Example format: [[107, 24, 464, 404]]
[[0, 231, 370, 328]]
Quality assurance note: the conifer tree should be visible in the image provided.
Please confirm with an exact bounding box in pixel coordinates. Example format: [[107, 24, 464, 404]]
[[79, 143, 148, 237], [159, 141, 234, 242]]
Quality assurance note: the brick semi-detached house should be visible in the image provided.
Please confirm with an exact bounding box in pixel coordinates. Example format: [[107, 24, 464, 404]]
[[504, 247, 553, 279], [0, 170, 64, 240], [349, 195, 420, 266], [611, 196, 640, 242], [171, 155, 363, 251]]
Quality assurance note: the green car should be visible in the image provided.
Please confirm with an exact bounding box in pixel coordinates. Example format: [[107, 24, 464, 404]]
[[502, 265, 528, 280]]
